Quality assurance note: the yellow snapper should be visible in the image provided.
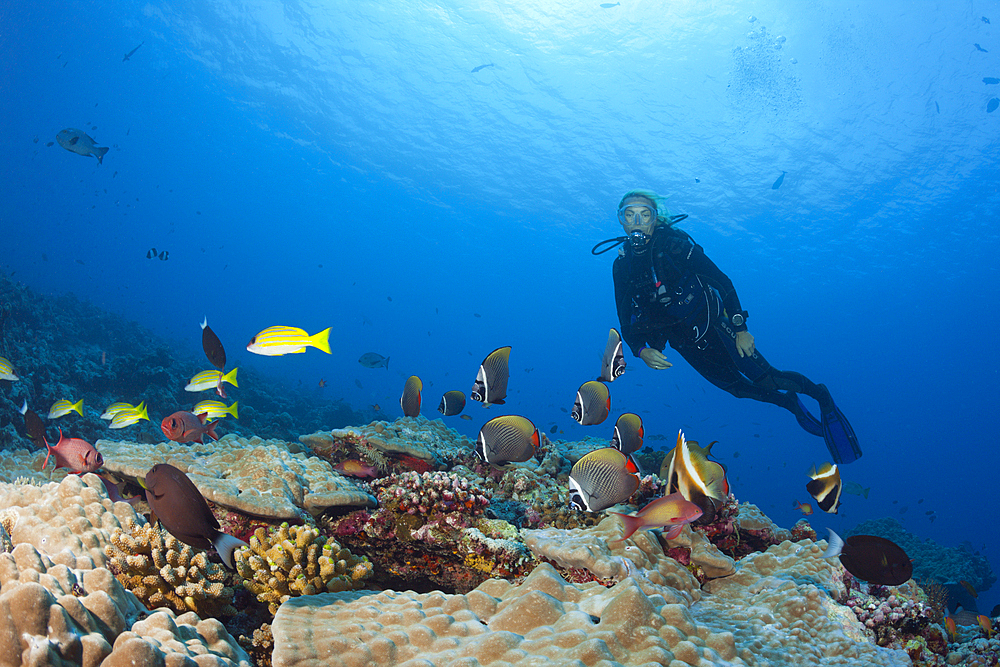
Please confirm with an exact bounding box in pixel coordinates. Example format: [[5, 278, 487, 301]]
[[48, 399, 83, 419], [185, 368, 239, 392], [192, 400, 239, 420], [0, 357, 18, 382], [246, 326, 331, 356], [109, 403, 150, 429], [101, 401, 141, 420]]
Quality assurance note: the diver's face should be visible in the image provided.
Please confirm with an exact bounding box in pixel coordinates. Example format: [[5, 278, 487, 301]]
[[619, 199, 656, 238]]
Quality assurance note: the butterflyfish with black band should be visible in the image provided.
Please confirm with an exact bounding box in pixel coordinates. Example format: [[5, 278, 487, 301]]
[[471, 346, 511, 406], [806, 462, 843, 513]]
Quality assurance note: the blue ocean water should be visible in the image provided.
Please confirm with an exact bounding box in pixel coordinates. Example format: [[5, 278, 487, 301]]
[[2, 0, 998, 616]]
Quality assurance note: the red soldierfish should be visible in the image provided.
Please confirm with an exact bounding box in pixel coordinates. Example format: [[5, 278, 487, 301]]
[[43, 428, 104, 474], [161, 411, 220, 444]]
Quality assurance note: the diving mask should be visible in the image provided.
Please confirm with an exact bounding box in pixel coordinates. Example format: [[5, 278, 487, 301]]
[[618, 203, 656, 231]]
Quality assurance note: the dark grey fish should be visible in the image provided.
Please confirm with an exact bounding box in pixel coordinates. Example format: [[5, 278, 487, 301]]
[[471, 63, 494, 73], [771, 171, 786, 190], [200, 317, 226, 371], [598, 328, 626, 382], [358, 352, 389, 369], [476, 415, 538, 466], [56, 129, 109, 164], [437, 390, 466, 416], [146, 248, 155, 259], [400, 376, 422, 417], [975, 44, 988, 53], [123, 41, 143, 62], [471, 346, 510, 405], [984, 77, 1000, 84], [158, 250, 169, 260], [989, 98, 999, 113], [141, 463, 247, 568], [568, 448, 639, 512]]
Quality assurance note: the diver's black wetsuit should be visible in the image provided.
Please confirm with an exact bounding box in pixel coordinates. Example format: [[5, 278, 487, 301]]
[[612, 224, 835, 428]]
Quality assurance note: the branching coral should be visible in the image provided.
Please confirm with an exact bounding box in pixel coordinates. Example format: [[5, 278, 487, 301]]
[[0, 507, 15, 553], [234, 523, 373, 615], [105, 518, 237, 617]]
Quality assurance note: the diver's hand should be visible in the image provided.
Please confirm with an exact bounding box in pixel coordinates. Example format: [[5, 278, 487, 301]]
[[640, 348, 672, 369], [735, 331, 755, 358]]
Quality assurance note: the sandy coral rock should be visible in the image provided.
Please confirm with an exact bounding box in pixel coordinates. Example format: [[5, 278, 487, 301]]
[[105, 609, 251, 667], [98, 437, 376, 519], [0, 472, 142, 568], [0, 542, 148, 667], [734, 501, 792, 542], [666, 524, 736, 578]]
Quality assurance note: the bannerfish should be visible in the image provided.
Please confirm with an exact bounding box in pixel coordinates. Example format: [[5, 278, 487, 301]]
[[610, 412, 644, 456], [609, 492, 703, 542], [806, 462, 843, 514], [476, 415, 539, 466], [48, 399, 84, 420], [471, 63, 494, 73], [400, 376, 422, 417], [201, 317, 227, 371], [437, 390, 466, 416], [572, 380, 610, 425], [161, 411, 220, 444], [192, 400, 238, 421], [793, 500, 814, 516], [471, 346, 511, 406], [822, 528, 912, 586], [0, 356, 18, 381], [122, 41, 143, 61], [146, 247, 157, 259], [843, 481, 870, 498], [109, 403, 150, 429], [101, 401, 139, 420], [158, 250, 169, 260], [359, 352, 389, 369], [56, 129, 109, 164], [771, 171, 786, 190], [247, 325, 331, 356], [598, 328, 626, 382], [140, 463, 247, 568], [568, 447, 639, 512], [43, 428, 104, 474], [662, 431, 729, 523], [984, 77, 1000, 84], [333, 459, 378, 479], [185, 368, 239, 393], [988, 98, 999, 113], [19, 400, 47, 448]]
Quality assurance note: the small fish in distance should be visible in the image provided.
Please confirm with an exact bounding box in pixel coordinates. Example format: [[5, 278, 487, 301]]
[[122, 41, 143, 62], [56, 129, 109, 164], [771, 171, 786, 189], [358, 352, 389, 369], [600, 2, 620, 7], [471, 63, 494, 73]]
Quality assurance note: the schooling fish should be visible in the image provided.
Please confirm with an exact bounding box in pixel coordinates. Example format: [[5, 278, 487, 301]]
[[109, 403, 150, 429], [146, 247, 157, 259], [476, 415, 539, 466], [161, 411, 219, 444], [192, 400, 238, 421], [984, 77, 1000, 84], [140, 463, 247, 568], [43, 428, 104, 474], [437, 390, 466, 416], [400, 376, 422, 417], [610, 492, 703, 542], [122, 41, 143, 62], [598, 328, 626, 382], [201, 317, 227, 370], [568, 447, 639, 512], [471, 346, 511, 406], [610, 412, 644, 456], [471, 63, 494, 73], [0, 356, 19, 381], [185, 368, 239, 393], [975, 44, 988, 53], [56, 129, 109, 164], [101, 401, 139, 420], [247, 325, 331, 356], [806, 462, 843, 514], [19, 400, 46, 448], [48, 399, 83, 420], [572, 380, 610, 426], [988, 98, 999, 113], [771, 171, 786, 190], [358, 352, 389, 369], [822, 528, 912, 586]]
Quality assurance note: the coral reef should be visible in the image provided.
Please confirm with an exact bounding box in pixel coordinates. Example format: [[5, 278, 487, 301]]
[[105, 518, 238, 617], [234, 523, 373, 615], [848, 581, 934, 646], [104, 609, 251, 667]]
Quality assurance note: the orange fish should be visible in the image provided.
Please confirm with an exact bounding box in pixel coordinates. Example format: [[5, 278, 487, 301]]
[[318, 378, 327, 388], [978, 615, 994, 639], [609, 492, 703, 542], [161, 411, 219, 444], [944, 616, 957, 642], [793, 500, 814, 516], [333, 459, 377, 479], [960, 580, 978, 599], [371, 404, 381, 411], [43, 428, 104, 474]]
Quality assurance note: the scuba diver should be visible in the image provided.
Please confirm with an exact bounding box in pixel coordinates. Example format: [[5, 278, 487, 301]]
[[594, 190, 862, 464]]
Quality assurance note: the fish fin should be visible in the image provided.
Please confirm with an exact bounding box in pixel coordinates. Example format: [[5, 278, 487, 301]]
[[311, 328, 332, 354], [663, 524, 685, 540], [625, 455, 643, 476], [223, 367, 239, 387], [213, 532, 248, 569], [491, 399, 506, 405], [822, 528, 844, 559], [95, 147, 109, 164], [385, 356, 390, 370], [205, 420, 220, 441], [608, 512, 640, 543]]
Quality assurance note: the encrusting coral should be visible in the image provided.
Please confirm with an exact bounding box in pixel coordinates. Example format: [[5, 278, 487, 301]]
[[234, 522, 373, 615], [104, 518, 237, 617]]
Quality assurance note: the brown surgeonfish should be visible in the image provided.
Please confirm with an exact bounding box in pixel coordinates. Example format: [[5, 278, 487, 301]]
[[471, 346, 511, 405], [598, 328, 626, 382], [437, 390, 466, 416], [568, 447, 639, 512], [401, 376, 423, 417], [572, 380, 610, 425], [822, 529, 912, 586], [476, 415, 539, 466], [201, 317, 227, 371], [806, 462, 842, 514], [663, 430, 729, 523], [141, 463, 248, 569], [19, 399, 46, 449]]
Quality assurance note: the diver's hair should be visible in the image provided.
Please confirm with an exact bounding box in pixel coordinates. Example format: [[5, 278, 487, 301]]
[[618, 189, 675, 227]]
